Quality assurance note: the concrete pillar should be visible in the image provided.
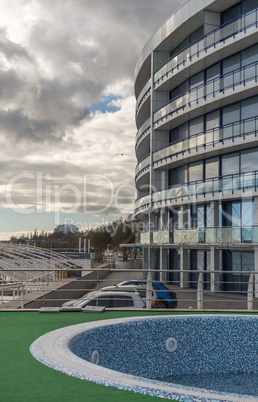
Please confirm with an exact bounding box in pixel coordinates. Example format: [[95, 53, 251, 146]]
[[254, 197, 258, 225], [254, 248, 258, 298], [160, 246, 168, 282], [160, 208, 168, 231], [210, 246, 220, 292], [210, 201, 220, 227], [180, 247, 189, 288]]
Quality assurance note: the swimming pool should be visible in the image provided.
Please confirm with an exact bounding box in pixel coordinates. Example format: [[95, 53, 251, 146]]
[[30, 315, 258, 401]]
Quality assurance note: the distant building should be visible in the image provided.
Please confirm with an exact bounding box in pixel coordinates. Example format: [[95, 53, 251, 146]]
[[133, 0, 258, 293], [54, 224, 79, 234]]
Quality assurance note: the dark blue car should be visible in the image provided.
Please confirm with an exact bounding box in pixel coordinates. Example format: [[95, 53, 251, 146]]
[[118, 280, 177, 309]]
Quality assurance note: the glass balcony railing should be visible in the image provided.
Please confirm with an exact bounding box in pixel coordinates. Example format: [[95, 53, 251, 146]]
[[135, 78, 151, 117], [153, 231, 170, 243], [153, 116, 258, 164], [135, 155, 150, 177], [154, 61, 258, 127], [139, 227, 258, 245], [152, 170, 258, 206], [136, 117, 151, 148], [135, 194, 150, 214], [154, 7, 258, 86]]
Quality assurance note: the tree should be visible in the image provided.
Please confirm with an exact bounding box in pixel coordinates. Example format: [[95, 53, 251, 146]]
[[89, 228, 111, 261], [111, 221, 135, 260]]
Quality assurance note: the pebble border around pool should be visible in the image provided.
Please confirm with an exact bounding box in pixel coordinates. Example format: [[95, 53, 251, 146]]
[[30, 315, 258, 402]]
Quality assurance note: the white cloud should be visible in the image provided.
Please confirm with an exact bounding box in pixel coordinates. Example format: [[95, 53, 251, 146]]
[[0, 0, 185, 238]]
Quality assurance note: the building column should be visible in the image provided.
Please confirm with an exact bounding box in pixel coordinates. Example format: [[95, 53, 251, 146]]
[[180, 247, 189, 288], [254, 197, 258, 225], [254, 248, 258, 298], [160, 246, 168, 282], [210, 201, 220, 227], [210, 246, 220, 292]]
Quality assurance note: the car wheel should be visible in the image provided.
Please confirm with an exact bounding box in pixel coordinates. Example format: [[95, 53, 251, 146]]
[[157, 300, 168, 309]]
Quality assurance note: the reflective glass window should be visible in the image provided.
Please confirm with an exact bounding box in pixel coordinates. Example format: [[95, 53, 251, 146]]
[[189, 117, 203, 136], [206, 63, 220, 81], [241, 148, 258, 172], [197, 206, 205, 228], [178, 165, 187, 183], [190, 72, 204, 90], [169, 166, 187, 185], [169, 123, 188, 143], [205, 157, 219, 179], [190, 26, 204, 43], [222, 103, 240, 124], [222, 153, 240, 175], [189, 161, 203, 182], [241, 96, 258, 119], [223, 54, 241, 74], [242, 201, 254, 226], [242, 0, 258, 13], [242, 44, 258, 66], [206, 205, 211, 227], [206, 110, 220, 130], [222, 3, 241, 24], [178, 123, 188, 140]]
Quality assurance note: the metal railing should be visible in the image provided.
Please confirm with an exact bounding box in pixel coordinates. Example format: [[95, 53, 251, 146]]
[[154, 61, 258, 127], [135, 154, 150, 178], [153, 116, 258, 164], [154, 7, 258, 86], [138, 227, 258, 245], [135, 78, 151, 117], [1, 265, 258, 312], [152, 169, 258, 206]]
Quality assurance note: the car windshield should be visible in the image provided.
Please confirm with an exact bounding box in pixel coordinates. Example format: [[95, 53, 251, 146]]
[[72, 293, 97, 307]]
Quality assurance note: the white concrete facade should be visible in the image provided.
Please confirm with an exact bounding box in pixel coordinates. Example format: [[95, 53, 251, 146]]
[[134, 0, 258, 296]]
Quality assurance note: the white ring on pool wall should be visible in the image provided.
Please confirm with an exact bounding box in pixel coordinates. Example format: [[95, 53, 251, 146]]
[[165, 337, 177, 352], [91, 350, 99, 364]]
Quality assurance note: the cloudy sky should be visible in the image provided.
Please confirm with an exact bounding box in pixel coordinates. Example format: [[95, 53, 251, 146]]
[[0, 0, 184, 239]]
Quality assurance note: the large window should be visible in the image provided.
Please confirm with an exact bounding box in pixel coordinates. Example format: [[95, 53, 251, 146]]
[[189, 161, 203, 182], [222, 153, 240, 175], [170, 26, 204, 58], [205, 157, 219, 179], [241, 149, 258, 172], [169, 45, 257, 102], [222, 0, 258, 24], [222, 250, 254, 292]]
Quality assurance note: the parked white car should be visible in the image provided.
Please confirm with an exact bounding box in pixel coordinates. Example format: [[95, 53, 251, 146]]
[[61, 290, 146, 309], [100, 284, 158, 308]]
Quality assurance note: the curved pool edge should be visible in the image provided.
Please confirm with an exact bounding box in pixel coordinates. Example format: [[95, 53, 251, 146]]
[[30, 315, 258, 402]]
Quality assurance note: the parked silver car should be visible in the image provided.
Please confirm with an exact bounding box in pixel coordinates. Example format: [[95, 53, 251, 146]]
[[100, 284, 159, 308], [62, 290, 146, 310]]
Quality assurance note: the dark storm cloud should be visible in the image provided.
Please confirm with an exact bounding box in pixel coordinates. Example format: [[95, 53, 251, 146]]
[[0, 27, 31, 61], [0, 0, 185, 229], [0, 109, 59, 142]]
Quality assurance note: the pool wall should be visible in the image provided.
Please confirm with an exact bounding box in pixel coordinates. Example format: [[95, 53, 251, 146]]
[[69, 316, 258, 379], [30, 315, 258, 401]]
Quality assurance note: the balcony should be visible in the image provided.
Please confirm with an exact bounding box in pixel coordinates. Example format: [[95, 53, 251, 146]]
[[153, 116, 258, 167], [135, 117, 151, 150], [138, 226, 258, 245], [134, 194, 150, 215], [154, 7, 258, 88], [152, 170, 258, 207], [135, 155, 150, 182], [153, 61, 258, 129], [135, 78, 151, 117]]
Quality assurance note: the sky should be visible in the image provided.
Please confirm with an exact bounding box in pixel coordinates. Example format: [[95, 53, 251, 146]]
[[0, 0, 184, 240]]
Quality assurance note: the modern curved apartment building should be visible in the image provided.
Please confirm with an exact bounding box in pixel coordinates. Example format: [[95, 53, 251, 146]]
[[134, 0, 258, 293]]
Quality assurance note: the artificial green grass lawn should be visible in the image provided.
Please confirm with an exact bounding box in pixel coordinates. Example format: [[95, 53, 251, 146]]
[[1, 310, 177, 402], [1, 311, 257, 402]]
